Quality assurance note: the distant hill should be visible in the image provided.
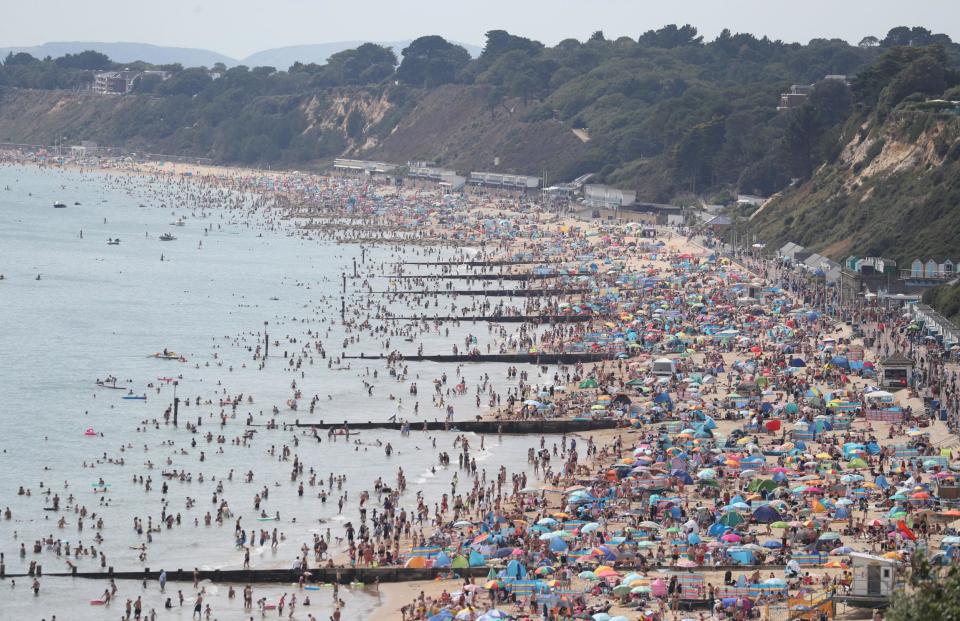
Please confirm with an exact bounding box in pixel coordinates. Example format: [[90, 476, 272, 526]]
[[0, 40, 483, 72], [242, 41, 482, 70], [0, 41, 237, 68]]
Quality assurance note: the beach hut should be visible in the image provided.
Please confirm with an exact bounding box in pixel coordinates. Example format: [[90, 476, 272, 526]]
[[836, 553, 900, 608]]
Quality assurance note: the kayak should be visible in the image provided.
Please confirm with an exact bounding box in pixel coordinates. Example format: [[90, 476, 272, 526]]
[[96, 383, 125, 390], [123, 395, 147, 400]]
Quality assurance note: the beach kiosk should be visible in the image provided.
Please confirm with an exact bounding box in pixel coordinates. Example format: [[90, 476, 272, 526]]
[[878, 352, 913, 389], [836, 553, 900, 608], [651, 357, 676, 377]]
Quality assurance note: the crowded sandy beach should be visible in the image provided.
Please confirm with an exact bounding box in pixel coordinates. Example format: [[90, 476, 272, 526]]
[[0, 149, 959, 621]]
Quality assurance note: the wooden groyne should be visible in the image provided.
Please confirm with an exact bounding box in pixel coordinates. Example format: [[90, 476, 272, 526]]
[[343, 352, 618, 363], [371, 287, 591, 297], [290, 418, 620, 433], [384, 315, 592, 324], [44, 566, 491, 584], [394, 260, 562, 267], [388, 273, 592, 281], [42, 562, 786, 585]]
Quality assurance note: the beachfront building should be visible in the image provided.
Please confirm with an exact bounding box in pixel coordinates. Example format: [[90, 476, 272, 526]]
[[408, 163, 466, 191], [777, 84, 814, 111], [583, 184, 636, 209], [777, 75, 849, 112], [332, 158, 396, 176], [544, 173, 594, 197], [93, 70, 170, 95], [468, 171, 541, 191], [908, 257, 960, 279], [704, 214, 732, 233], [800, 253, 842, 284], [625, 202, 687, 226], [407, 163, 456, 181], [581, 185, 677, 223], [839, 256, 898, 302], [909, 304, 960, 348], [94, 70, 144, 94], [776, 242, 809, 264]]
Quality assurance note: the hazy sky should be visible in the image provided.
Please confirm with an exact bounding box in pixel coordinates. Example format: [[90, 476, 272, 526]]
[[3, 0, 957, 59]]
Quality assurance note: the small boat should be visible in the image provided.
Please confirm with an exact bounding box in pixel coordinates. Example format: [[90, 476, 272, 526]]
[[159, 233, 176, 241], [53, 202, 67, 209], [95, 381, 126, 390], [171, 218, 186, 226], [107, 238, 121, 245], [151, 351, 186, 361]]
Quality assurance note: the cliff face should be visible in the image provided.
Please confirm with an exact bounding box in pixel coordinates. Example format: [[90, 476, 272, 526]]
[[363, 84, 589, 179], [0, 89, 147, 147], [750, 106, 960, 264]]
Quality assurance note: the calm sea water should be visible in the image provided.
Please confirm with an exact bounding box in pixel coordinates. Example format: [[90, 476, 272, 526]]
[[0, 164, 544, 620]]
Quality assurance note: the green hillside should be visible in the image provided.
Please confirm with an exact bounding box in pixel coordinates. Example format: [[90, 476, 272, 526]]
[[749, 45, 960, 265], [4, 26, 948, 197]]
